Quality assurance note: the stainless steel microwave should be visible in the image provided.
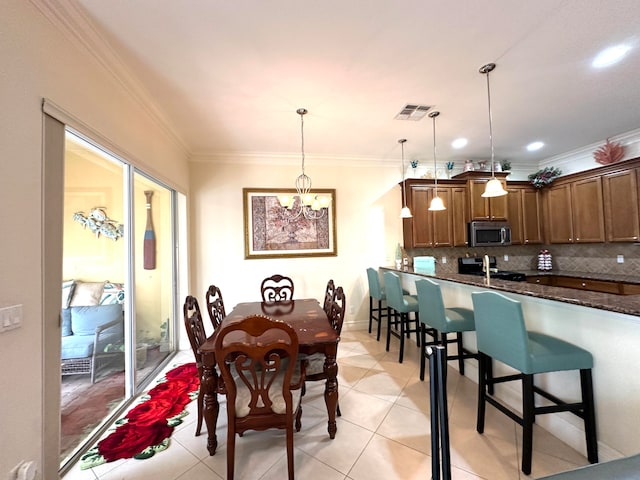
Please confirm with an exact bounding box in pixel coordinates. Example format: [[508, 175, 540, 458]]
[[467, 221, 511, 247]]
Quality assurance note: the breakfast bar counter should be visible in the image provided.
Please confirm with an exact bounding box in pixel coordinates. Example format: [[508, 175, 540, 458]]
[[380, 266, 640, 316], [380, 266, 640, 462]]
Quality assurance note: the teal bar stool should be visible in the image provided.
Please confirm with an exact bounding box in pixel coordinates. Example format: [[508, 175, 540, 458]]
[[415, 278, 477, 381], [383, 271, 420, 363], [366, 268, 390, 341], [471, 291, 598, 475]]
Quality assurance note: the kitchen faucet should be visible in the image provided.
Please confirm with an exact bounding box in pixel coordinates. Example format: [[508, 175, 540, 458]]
[[483, 254, 491, 286]]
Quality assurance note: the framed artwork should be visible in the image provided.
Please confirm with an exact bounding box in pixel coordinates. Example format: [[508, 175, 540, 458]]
[[243, 188, 337, 259]]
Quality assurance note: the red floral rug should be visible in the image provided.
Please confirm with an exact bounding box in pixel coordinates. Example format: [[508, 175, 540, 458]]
[[80, 362, 199, 469]]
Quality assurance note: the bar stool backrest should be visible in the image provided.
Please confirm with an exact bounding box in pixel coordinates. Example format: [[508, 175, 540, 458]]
[[471, 291, 530, 372], [366, 268, 384, 300], [382, 271, 404, 312], [415, 278, 447, 331]]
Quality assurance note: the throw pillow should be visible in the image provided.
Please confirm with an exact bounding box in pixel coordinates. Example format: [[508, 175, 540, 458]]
[[61, 308, 73, 336], [70, 281, 106, 307]]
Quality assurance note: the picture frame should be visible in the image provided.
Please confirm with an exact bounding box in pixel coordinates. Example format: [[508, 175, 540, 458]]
[[243, 187, 337, 259]]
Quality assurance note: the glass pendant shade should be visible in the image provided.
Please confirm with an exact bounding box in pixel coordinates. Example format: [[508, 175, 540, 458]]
[[400, 206, 413, 218], [428, 195, 446, 211], [482, 177, 508, 197]]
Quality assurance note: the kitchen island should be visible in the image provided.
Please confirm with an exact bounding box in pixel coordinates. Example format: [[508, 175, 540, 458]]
[[381, 266, 640, 463]]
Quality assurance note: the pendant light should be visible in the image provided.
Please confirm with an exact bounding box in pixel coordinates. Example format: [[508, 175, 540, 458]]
[[399, 138, 412, 218], [277, 108, 331, 219], [479, 63, 508, 198], [428, 111, 446, 211]]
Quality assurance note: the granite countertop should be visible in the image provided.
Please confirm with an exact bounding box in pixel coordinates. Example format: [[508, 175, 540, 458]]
[[520, 270, 640, 285], [381, 266, 640, 317]]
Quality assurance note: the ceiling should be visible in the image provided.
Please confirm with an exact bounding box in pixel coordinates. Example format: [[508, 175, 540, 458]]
[[64, 0, 640, 168]]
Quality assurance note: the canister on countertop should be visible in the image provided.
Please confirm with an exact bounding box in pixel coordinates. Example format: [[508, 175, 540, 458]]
[[414, 256, 436, 275]]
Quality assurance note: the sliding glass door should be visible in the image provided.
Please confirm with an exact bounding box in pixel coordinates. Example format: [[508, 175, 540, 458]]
[[60, 131, 179, 466]]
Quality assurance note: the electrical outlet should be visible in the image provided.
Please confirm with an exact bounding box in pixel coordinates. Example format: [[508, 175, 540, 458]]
[[617, 255, 624, 264], [441, 257, 447, 264], [503, 255, 509, 261]]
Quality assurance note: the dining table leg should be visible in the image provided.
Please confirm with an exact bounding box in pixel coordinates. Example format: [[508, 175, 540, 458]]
[[323, 344, 339, 439], [201, 353, 219, 455]]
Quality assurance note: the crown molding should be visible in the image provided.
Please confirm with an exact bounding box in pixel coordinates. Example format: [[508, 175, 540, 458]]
[[189, 151, 398, 167], [539, 128, 640, 174], [29, 0, 189, 156]]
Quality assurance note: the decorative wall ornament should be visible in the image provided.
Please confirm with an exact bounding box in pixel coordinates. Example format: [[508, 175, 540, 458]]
[[73, 207, 124, 240], [593, 138, 625, 165], [528, 166, 562, 188]]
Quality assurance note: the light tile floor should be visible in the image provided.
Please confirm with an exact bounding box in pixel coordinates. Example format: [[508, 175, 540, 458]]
[[63, 329, 591, 480]]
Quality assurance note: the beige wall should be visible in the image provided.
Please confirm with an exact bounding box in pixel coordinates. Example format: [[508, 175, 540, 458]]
[[0, 1, 188, 477], [189, 160, 403, 324]]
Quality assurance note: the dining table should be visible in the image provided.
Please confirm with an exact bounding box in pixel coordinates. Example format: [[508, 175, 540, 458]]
[[198, 298, 340, 456]]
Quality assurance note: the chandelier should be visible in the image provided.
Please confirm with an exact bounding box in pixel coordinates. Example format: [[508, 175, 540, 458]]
[[479, 63, 508, 198], [399, 138, 412, 218], [277, 108, 331, 219], [428, 111, 446, 211]]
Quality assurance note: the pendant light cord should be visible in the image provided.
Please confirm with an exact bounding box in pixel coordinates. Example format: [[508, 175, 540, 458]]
[[484, 66, 496, 178], [400, 139, 407, 206]]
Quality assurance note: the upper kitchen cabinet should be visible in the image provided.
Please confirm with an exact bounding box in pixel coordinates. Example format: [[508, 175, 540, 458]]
[[402, 180, 466, 248], [456, 171, 509, 220], [545, 174, 605, 244], [602, 168, 640, 242], [506, 184, 542, 245]]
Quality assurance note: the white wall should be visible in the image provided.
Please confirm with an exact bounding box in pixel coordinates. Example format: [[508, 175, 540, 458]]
[[0, 2, 188, 478], [189, 160, 403, 327]]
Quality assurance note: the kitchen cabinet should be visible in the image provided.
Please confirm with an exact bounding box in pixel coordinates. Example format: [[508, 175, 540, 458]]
[[451, 186, 468, 246], [506, 184, 542, 245], [553, 276, 621, 294], [545, 176, 605, 243], [602, 168, 640, 242], [525, 275, 553, 286], [468, 178, 508, 220], [526, 274, 640, 295], [402, 183, 456, 248]]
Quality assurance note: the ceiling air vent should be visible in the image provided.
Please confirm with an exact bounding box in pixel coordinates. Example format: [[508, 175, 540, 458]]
[[394, 104, 433, 121]]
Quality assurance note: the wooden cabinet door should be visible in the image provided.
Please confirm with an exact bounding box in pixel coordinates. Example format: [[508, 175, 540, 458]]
[[602, 169, 640, 242], [522, 189, 542, 244], [571, 177, 605, 243], [506, 188, 524, 245], [469, 179, 507, 220], [409, 186, 432, 247], [432, 187, 453, 247], [451, 186, 468, 246], [546, 183, 574, 243], [508, 186, 542, 245]]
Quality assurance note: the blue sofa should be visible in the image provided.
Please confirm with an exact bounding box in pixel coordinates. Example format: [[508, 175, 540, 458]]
[[61, 281, 125, 383]]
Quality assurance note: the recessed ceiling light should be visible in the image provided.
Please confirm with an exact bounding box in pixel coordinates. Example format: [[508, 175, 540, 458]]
[[526, 141, 544, 152], [592, 45, 631, 68], [451, 138, 468, 149]]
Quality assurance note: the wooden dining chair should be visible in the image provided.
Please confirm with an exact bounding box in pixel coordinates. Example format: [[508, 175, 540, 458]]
[[303, 286, 346, 416], [205, 284, 226, 330], [214, 314, 305, 480], [323, 279, 336, 316], [182, 295, 209, 437], [261, 274, 295, 302]]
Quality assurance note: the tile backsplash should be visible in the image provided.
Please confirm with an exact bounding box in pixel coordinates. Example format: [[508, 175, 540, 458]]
[[407, 243, 640, 276]]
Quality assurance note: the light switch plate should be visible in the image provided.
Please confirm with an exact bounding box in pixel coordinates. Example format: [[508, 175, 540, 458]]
[[0, 304, 22, 333], [617, 255, 624, 263]]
